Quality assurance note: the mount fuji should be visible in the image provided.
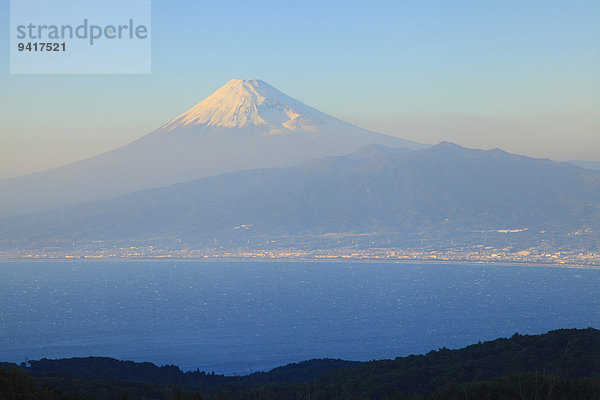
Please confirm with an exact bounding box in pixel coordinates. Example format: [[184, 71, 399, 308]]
[[0, 79, 425, 217]]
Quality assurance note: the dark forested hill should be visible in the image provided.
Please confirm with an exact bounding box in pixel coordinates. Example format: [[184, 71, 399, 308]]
[[2, 328, 598, 400], [315, 327, 600, 398]]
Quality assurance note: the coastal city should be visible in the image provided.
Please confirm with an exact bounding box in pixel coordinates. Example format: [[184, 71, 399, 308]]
[[2, 244, 598, 267]]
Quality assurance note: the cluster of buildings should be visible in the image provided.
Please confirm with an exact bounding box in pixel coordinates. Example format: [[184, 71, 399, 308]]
[[1, 244, 598, 267]]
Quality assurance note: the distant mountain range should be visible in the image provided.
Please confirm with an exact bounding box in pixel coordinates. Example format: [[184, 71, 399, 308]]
[[1, 78, 598, 256], [0, 79, 424, 218], [1, 142, 598, 249]]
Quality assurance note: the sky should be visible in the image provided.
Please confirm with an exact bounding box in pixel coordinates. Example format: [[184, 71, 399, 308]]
[[1, 0, 599, 179]]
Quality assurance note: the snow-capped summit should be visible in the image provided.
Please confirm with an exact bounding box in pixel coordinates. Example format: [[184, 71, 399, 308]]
[[0, 78, 427, 217], [162, 79, 331, 133]]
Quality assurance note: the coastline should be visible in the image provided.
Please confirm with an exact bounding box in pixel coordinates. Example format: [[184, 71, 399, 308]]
[[0, 254, 598, 269]]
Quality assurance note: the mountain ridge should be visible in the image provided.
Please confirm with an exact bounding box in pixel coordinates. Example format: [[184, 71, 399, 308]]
[[0, 79, 425, 218], [1, 142, 598, 250]]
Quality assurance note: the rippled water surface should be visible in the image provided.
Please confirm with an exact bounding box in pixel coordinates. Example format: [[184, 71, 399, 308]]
[[0, 261, 598, 374]]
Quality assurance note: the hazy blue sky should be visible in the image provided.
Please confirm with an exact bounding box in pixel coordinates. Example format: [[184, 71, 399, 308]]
[[1, 0, 599, 179]]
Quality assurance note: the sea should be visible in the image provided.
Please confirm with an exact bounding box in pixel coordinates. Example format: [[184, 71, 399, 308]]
[[0, 261, 598, 375]]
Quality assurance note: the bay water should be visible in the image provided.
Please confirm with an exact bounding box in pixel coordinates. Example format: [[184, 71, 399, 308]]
[[0, 261, 598, 375]]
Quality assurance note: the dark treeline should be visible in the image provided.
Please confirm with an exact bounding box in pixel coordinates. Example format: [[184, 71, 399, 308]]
[[1, 358, 361, 387], [2, 328, 599, 400]]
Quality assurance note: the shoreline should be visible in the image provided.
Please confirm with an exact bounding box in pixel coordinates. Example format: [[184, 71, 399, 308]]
[[0, 256, 598, 269]]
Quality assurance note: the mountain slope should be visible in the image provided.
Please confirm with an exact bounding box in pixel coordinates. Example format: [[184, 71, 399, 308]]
[[569, 160, 600, 171], [0, 79, 425, 218], [161, 78, 344, 133], [1, 142, 598, 247]]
